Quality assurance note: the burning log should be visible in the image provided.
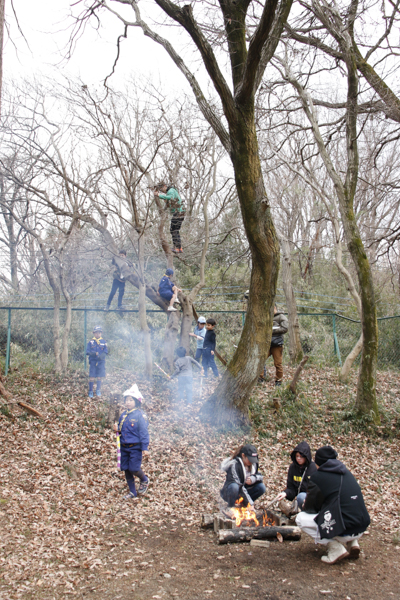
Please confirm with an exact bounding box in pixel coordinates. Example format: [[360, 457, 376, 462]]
[[218, 525, 301, 544]]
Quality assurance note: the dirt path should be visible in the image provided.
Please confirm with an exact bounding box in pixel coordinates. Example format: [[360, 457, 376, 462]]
[[61, 524, 400, 600]]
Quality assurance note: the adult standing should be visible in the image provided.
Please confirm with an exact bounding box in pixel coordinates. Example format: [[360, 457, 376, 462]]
[[261, 304, 288, 386], [296, 446, 370, 565], [154, 183, 186, 253]]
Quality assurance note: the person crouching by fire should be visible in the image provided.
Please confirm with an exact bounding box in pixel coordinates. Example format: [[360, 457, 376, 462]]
[[220, 444, 266, 516], [114, 385, 150, 501], [295, 446, 370, 565], [276, 440, 317, 517]]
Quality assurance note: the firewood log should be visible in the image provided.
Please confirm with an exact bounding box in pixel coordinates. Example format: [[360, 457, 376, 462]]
[[218, 525, 301, 544]]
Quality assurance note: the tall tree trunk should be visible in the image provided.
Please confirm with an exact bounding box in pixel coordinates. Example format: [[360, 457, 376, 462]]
[[280, 237, 302, 364], [285, 49, 379, 422], [137, 232, 152, 378], [59, 262, 72, 372], [38, 241, 62, 372], [201, 109, 279, 426], [0, 0, 4, 116]]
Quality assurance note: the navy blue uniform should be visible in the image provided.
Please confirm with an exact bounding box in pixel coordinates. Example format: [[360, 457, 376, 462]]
[[203, 329, 218, 378], [158, 275, 174, 301], [86, 337, 108, 378], [118, 408, 149, 472]]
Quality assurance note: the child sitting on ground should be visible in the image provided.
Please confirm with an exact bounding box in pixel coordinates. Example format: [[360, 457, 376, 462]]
[[86, 325, 108, 398], [202, 318, 219, 378], [113, 385, 150, 500], [158, 268, 182, 312], [276, 440, 317, 516], [171, 346, 203, 404], [220, 444, 266, 514]]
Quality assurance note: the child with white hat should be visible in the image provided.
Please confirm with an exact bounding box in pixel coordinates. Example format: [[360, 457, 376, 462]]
[[113, 384, 150, 500]]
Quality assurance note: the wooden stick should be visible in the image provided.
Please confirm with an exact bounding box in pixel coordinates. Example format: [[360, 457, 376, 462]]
[[289, 355, 309, 395], [218, 525, 301, 544], [1, 400, 45, 419], [154, 362, 171, 380], [263, 494, 283, 510]]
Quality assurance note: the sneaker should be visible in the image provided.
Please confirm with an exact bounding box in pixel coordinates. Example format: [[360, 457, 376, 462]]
[[321, 540, 349, 565], [178, 248, 183, 253], [124, 492, 138, 500], [174, 298, 181, 304], [88, 391, 94, 398], [171, 248, 179, 253], [138, 478, 150, 495], [104, 305, 110, 312], [96, 390, 101, 397], [167, 306, 178, 311], [347, 539, 360, 559], [275, 380, 282, 387]]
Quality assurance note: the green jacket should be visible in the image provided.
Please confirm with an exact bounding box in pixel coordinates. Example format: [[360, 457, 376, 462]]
[[159, 187, 185, 215]]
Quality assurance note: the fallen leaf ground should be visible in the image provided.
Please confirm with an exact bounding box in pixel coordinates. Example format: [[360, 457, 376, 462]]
[[0, 365, 399, 600]]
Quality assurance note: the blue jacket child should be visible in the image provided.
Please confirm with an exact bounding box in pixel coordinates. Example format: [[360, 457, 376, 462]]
[[86, 326, 108, 398], [114, 384, 150, 501]]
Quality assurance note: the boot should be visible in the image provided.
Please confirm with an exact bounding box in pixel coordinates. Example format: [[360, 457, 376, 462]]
[[320, 540, 349, 565], [346, 539, 360, 559]]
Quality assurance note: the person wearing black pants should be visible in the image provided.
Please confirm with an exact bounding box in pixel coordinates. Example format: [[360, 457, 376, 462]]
[[106, 249, 127, 310], [155, 184, 186, 252], [202, 318, 219, 378]]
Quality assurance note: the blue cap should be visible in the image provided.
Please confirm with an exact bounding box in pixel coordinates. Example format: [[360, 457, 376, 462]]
[[166, 268, 174, 276]]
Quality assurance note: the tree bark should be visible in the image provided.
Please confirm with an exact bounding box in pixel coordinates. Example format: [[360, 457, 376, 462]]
[[284, 46, 379, 422], [0, 0, 4, 116], [137, 232, 153, 378], [279, 237, 302, 364]]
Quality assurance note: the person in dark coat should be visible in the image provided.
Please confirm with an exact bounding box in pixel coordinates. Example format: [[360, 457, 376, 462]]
[[113, 385, 150, 500], [202, 318, 219, 378], [105, 249, 129, 311], [276, 441, 317, 513], [158, 268, 181, 312], [296, 445, 370, 565], [171, 346, 202, 404], [86, 325, 108, 398], [220, 444, 266, 511]]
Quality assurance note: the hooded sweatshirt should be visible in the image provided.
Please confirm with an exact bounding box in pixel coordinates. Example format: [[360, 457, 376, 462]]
[[220, 456, 264, 506], [303, 458, 370, 537], [284, 441, 317, 501]]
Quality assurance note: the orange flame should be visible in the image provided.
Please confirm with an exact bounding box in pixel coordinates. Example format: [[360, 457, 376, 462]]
[[231, 498, 259, 527]]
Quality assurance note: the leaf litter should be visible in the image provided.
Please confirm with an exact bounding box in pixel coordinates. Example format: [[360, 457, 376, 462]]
[[0, 366, 399, 599]]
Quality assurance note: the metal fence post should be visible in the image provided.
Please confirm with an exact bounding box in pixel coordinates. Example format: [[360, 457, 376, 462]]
[[332, 314, 342, 366], [242, 311, 245, 327], [5, 308, 11, 376], [84, 307, 87, 370]]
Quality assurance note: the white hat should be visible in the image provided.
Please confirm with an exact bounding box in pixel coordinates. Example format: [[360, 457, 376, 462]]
[[123, 384, 143, 402], [197, 316, 206, 323]]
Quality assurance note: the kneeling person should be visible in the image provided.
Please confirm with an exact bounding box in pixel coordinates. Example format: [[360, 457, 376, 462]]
[[220, 444, 266, 509], [114, 385, 150, 500], [276, 440, 317, 515], [296, 445, 370, 565]]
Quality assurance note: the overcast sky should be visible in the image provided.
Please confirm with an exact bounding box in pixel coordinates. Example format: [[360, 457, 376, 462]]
[[4, 0, 189, 92]]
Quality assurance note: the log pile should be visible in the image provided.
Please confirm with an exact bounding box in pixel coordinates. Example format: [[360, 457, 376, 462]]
[[201, 509, 301, 544]]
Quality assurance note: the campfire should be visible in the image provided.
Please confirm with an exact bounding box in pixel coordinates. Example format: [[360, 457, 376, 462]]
[[201, 502, 301, 545]]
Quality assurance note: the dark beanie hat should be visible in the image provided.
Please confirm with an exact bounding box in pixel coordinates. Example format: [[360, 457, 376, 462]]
[[315, 445, 338, 466]]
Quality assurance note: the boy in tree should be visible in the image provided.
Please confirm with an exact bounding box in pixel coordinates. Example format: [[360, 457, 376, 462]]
[[158, 268, 181, 312], [86, 326, 108, 397], [202, 318, 219, 379], [105, 249, 128, 311], [154, 183, 185, 252]]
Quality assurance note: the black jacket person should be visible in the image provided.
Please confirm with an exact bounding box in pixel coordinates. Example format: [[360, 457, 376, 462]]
[[296, 446, 370, 565], [277, 441, 317, 509]]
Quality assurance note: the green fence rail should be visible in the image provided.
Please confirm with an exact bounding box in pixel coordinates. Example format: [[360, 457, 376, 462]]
[[0, 307, 399, 374]]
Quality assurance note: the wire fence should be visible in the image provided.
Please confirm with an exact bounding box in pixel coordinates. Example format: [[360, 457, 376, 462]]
[[0, 306, 399, 374]]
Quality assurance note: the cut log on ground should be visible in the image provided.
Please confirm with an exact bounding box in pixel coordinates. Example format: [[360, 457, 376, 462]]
[[201, 514, 215, 529], [218, 525, 301, 544], [289, 356, 309, 395]]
